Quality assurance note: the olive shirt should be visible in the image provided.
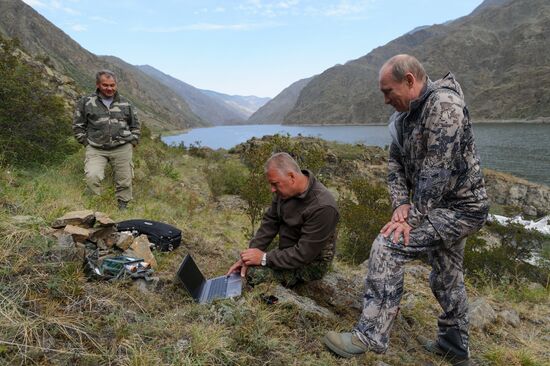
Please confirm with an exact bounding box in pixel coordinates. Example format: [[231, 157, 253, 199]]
[[249, 171, 339, 270]]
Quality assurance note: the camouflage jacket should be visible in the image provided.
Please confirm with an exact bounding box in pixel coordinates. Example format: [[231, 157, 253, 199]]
[[249, 171, 339, 270], [73, 90, 140, 149], [387, 73, 489, 242]]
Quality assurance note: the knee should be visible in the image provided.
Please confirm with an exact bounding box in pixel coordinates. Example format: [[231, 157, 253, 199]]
[[85, 167, 104, 184]]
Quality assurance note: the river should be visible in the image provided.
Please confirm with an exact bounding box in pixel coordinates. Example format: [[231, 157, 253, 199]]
[[162, 123, 550, 186]]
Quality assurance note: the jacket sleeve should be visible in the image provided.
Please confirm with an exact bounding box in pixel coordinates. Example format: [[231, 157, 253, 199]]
[[249, 197, 280, 251], [265, 206, 339, 269], [73, 97, 88, 145], [388, 143, 410, 210], [129, 104, 140, 144]]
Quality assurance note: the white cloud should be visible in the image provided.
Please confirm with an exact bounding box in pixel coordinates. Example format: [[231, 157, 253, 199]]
[[132, 22, 282, 33], [70, 23, 87, 32], [237, 0, 372, 18], [323, 0, 372, 17], [90, 16, 117, 24], [26, 0, 81, 15]]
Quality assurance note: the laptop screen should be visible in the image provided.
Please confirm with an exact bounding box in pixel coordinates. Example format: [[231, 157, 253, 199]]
[[177, 255, 206, 300]]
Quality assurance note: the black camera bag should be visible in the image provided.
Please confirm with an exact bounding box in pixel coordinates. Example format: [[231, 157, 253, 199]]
[[116, 219, 182, 252]]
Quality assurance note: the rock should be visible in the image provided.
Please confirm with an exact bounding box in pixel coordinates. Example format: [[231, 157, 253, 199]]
[[52, 210, 95, 228], [115, 232, 135, 251], [89, 226, 117, 243], [300, 272, 363, 311], [375, 361, 392, 366], [468, 298, 497, 330], [57, 233, 75, 248], [176, 338, 190, 353], [135, 277, 160, 293], [63, 224, 91, 242], [95, 212, 116, 226], [404, 264, 431, 279], [498, 309, 521, 328], [527, 282, 544, 291], [273, 285, 335, 318], [10, 215, 45, 226], [123, 235, 157, 268]]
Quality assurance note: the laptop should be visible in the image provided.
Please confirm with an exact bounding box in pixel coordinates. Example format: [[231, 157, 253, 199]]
[[177, 254, 242, 304]]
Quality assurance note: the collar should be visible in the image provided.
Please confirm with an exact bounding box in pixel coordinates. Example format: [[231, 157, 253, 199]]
[[295, 170, 314, 199]]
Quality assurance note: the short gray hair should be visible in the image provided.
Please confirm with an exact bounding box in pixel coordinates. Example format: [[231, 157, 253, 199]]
[[264, 152, 301, 174], [381, 54, 427, 83], [96, 69, 117, 83]]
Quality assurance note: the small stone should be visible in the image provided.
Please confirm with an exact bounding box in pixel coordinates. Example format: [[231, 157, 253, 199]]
[[468, 297, 497, 330], [89, 226, 117, 243], [57, 234, 75, 249], [273, 285, 335, 318], [115, 232, 134, 251], [135, 277, 160, 293], [52, 210, 95, 228], [63, 224, 91, 242], [176, 338, 190, 353], [95, 212, 116, 226], [124, 235, 157, 268], [498, 309, 521, 328]]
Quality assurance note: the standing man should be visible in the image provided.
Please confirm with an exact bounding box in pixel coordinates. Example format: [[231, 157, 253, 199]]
[[73, 70, 140, 210], [323, 55, 489, 366], [226, 152, 339, 287]]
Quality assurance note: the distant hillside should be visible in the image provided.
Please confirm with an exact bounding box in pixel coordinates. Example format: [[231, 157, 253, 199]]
[[0, 0, 205, 131], [283, 0, 550, 124], [201, 90, 270, 121], [137, 65, 245, 125], [137, 65, 268, 125], [247, 77, 313, 124]]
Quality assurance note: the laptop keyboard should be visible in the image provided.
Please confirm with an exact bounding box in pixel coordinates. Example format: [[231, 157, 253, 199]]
[[206, 277, 227, 302]]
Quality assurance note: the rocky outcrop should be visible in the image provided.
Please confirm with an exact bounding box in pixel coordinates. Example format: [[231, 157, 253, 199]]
[[484, 169, 550, 216]]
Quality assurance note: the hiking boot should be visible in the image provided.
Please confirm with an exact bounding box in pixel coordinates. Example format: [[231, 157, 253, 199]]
[[322, 331, 369, 358], [117, 200, 128, 210], [418, 335, 473, 366]]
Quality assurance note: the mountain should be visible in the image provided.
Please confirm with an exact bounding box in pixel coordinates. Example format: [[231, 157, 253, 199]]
[[247, 77, 313, 124], [200, 90, 270, 120], [137, 65, 269, 125], [283, 0, 550, 124], [0, 0, 205, 131]]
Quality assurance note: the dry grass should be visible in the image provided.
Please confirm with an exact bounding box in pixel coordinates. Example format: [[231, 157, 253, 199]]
[[0, 138, 548, 365]]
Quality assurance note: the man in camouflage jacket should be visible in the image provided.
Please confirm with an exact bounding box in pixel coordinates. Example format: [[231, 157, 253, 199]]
[[73, 70, 140, 209], [324, 55, 488, 366]]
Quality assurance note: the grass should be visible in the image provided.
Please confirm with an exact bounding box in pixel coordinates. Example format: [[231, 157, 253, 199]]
[[0, 137, 549, 365]]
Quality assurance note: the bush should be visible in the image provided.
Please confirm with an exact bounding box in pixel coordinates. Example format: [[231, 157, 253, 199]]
[[464, 223, 550, 286], [337, 177, 391, 265], [205, 159, 249, 199], [0, 36, 76, 166]]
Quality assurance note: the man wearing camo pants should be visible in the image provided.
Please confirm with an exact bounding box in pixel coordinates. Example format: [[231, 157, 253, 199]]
[[323, 54, 489, 366], [73, 70, 140, 210]]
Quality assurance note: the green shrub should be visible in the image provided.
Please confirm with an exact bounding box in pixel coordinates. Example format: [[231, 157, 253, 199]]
[[0, 36, 76, 166], [338, 177, 391, 264], [464, 223, 550, 287], [205, 159, 249, 199]]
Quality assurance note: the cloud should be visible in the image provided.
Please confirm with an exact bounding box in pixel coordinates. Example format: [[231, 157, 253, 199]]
[[237, 0, 372, 18], [70, 23, 87, 32], [132, 22, 282, 33], [89, 16, 117, 24], [323, 0, 372, 17]]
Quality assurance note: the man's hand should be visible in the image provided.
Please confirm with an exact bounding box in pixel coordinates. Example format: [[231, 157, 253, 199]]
[[381, 220, 412, 245], [226, 259, 249, 278], [391, 204, 411, 223], [240, 248, 265, 266]]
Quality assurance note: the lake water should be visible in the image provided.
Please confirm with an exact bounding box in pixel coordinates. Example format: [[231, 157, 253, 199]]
[[162, 123, 550, 186]]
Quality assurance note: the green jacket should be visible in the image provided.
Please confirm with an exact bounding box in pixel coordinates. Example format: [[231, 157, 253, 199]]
[[73, 90, 140, 149]]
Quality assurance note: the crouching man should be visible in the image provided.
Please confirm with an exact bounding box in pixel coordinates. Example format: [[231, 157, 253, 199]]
[[226, 152, 339, 287]]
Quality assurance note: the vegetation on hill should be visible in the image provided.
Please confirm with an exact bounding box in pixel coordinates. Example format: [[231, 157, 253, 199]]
[[0, 133, 548, 365], [0, 35, 77, 166]]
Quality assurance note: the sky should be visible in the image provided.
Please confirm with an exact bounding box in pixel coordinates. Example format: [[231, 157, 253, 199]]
[[22, 0, 484, 98]]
